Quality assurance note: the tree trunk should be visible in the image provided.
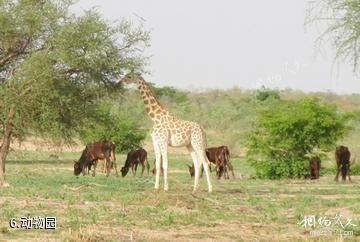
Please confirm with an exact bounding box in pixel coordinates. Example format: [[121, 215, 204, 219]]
[[0, 105, 16, 186]]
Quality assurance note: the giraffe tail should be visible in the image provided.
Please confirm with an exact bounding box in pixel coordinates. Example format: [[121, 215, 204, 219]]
[[201, 128, 211, 166]]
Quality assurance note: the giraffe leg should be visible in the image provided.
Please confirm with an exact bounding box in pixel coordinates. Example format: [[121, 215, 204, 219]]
[[152, 138, 162, 190], [159, 144, 169, 191], [187, 145, 200, 193], [196, 149, 212, 193]]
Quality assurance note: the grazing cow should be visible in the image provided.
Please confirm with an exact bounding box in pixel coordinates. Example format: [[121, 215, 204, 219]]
[[220, 146, 236, 179], [309, 157, 321, 179], [86, 142, 117, 175], [207, 146, 230, 179], [73, 141, 118, 177], [220, 146, 241, 179], [188, 146, 235, 179], [334, 145, 351, 181], [96, 157, 115, 173], [88, 158, 113, 174], [121, 148, 150, 177], [82, 159, 96, 175]]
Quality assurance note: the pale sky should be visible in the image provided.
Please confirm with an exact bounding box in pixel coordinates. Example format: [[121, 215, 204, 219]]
[[72, 0, 359, 94]]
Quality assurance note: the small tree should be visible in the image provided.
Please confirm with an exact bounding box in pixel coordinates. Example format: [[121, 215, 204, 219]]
[[247, 98, 351, 179], [0, 0, 149, 186]]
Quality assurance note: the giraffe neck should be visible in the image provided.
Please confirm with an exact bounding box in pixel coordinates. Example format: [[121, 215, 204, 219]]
[[136, 78, 171, 123]]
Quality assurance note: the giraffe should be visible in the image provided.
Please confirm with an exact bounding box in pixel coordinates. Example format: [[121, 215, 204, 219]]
[[120, 72, 212, 193]]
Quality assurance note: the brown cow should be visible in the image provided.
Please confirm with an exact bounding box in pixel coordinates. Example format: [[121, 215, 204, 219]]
[[220, 146, 236, 178], [97, 157, 116, 173], [83, 160, 97, 175], [121, 148, 150, 177], [334, 145, 351, 181], [87, 146, 116, 174], [73, 141, 118, 177], [86, 142, 117, 175], [206, 147, 228, 179], [188, 146, 235, 179], [309, 157, 321, 179], [88, 158, 114, 174]]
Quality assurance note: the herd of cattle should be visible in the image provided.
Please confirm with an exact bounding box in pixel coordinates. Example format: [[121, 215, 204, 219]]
[[73, 141, 236, 179], [73, 141, 354, 181]]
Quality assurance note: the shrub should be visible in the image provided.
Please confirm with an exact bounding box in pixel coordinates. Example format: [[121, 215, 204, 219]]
[[247, 98, 351, 179], [350, 162, 360, 175], [78, 102, 146, 152], [251, 159, 309, 179]]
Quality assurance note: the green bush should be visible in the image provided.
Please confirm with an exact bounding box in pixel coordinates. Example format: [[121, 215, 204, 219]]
[[350, 162, 360, 175], [320, 166, 336, 176], [154, 86, 189, 103], [251, 159, 308, 179], [79, 102, 146, 152], [247, 98, 351, 179], [256, 86, 280, 102]]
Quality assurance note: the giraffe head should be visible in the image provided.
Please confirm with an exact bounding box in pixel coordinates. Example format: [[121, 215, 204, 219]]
[[120, 72, 143, 85]]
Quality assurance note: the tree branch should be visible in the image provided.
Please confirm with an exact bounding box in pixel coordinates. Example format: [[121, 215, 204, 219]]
[[0, 37, 32, 67]]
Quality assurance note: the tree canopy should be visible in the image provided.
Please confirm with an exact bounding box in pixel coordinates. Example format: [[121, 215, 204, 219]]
[[306, 0, 360, 74], [0, 0, 150, 185]]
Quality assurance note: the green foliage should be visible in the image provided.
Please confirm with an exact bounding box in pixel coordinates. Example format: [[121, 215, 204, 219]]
[[113, 86, 360, 157], [250, 159, 309, 179], [78, 102, 147, 152], [247, 98, 351, 179], [154, 86, 189, 103], [0, 0, 149, 140], [306, 0, 360, 74], [256, 86, 280, 102], [351, 161, 360, 175]]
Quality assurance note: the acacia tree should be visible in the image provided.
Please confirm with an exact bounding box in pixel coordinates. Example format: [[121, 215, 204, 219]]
[[306, 0, 360, 74], [0, 0, 149, 186]]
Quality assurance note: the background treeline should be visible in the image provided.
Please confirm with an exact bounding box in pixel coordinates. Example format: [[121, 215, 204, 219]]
[[111, 85, 360, 155], [27, 83, 360, 179]]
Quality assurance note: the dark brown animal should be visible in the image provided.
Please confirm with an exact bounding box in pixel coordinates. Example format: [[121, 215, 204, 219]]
[[121, 148, 149, 177], [334, 145, 351, 181], [309, 157, 321, 179], [188, 146, 235, 179], [220, 146, 236, 178], [84, 143, 117, 175], [87, 158, 114, 174], [82, 160, 97, 175], [73, 141, 118, 177]]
